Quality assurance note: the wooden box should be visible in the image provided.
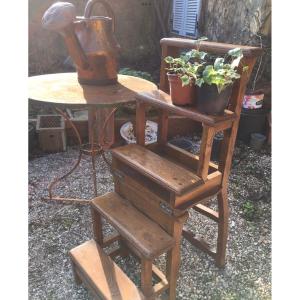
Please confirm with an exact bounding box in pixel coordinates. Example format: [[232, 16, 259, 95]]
[[36, 115, 66, 153]]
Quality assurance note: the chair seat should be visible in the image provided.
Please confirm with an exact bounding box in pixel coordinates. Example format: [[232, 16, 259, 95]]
[[91, 192, 175, 259], [112, 144, 202, 195], [69, 239, 144, 300]]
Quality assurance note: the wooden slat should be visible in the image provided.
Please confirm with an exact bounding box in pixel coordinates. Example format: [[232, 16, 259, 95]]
[[136, 90, 237, 127], [197, 125, 215, 180], [157, 109, 169, 145], [115, 171, 176, 233], [152, 265, 169, 296], [91, 192, 175, 259], [192, 203, 219, 222], [182, 229, 216, 258], [141, 259, 154, 299], [219, 57, 258, 189], [160, 38, 263, 58], [136, 101, 146, 146], [174, 171, 222, 210], [102, 233, 121, 248], [148, 142, 219, 174], [70, 239, 144, 300], [112, 144, 202, 195]]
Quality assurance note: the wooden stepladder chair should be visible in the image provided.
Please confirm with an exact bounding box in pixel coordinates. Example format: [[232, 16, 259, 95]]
[[69, 37, 262, 300], [133, 38, 262, 268]]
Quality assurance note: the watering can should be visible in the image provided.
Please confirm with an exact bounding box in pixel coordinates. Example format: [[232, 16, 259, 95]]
[[42, 0, 120, 85]]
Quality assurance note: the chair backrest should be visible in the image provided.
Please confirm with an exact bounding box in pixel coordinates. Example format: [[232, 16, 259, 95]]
[[159, 38, 262, 114], [158, 38, 262, 188]]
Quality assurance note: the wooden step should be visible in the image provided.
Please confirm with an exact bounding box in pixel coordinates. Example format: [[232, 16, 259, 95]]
[[112, 144, 202, 195], [70, 239, 144, 300], [91, 192, 175, 259]]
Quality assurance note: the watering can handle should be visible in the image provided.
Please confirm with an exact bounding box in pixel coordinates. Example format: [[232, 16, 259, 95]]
[[84, 0, 116, 32]]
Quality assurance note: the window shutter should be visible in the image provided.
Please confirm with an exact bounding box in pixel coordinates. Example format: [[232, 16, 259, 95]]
[[172, 0, 185, 35], [172, 0, 201, 38], [185, 0, 201, 37]]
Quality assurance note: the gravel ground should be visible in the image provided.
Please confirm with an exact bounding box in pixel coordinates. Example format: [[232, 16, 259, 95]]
[[28, 138, 271, 300]]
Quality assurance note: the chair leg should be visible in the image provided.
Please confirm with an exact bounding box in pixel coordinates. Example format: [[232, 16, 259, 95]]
[[70, 260, 82, 285], [90, 206, 104, 246], [166, 218, 186, 300], [141, 259, 155, 300], [216, 189, 229, 268]]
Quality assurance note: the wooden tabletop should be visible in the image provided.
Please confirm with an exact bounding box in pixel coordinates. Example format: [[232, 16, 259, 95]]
[[28, 73, 157, 107]]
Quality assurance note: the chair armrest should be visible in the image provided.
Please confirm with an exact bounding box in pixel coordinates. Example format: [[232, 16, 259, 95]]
[[136, 90, 236, 127]]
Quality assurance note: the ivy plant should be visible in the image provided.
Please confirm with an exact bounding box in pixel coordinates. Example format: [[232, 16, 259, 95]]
[[187, 47, 247, 93], [164, 52, 206, 87], [165, 45, 248, 93]]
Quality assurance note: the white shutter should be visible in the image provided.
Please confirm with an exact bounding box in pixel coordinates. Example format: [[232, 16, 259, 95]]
[[172, 0, 185, 35], [172, 0, 201, 38], [185, 0, 201, 37]]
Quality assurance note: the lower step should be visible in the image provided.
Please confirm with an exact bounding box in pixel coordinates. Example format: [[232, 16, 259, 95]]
[[70, 239, 144, 300]]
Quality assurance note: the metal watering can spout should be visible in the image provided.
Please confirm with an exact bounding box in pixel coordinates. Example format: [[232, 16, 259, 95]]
[[42, 2, 90, 70]]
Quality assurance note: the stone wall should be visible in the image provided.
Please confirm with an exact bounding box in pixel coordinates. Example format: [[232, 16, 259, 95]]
[[202, 0, 271, 44], [201, 0, 271, 92]]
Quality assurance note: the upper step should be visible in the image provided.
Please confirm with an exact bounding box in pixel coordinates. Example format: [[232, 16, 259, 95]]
[[70, 239, 144, 300], [112, 144, 202, 195], [91, 192, 175, 259]]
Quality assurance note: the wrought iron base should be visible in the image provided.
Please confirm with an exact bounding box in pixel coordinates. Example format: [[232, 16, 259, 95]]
[[44, 106, 117, 204]]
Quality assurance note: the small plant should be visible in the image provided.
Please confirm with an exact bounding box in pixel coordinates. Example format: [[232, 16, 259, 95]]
[[164, 55, 202, 86], [119, 68, 154, 82], [242, 201, 256, 221], [184, 47, 247, 93], [165, 46, 247, 93]]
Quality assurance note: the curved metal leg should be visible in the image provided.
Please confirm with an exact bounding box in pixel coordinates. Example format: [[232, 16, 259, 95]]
[[44, 105, 119, 204], [47, 107, 84, 202], [90, 109, 99, 197]]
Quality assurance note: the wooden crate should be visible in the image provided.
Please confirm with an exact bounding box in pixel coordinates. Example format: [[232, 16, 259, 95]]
[[36, 115, 66, 152]]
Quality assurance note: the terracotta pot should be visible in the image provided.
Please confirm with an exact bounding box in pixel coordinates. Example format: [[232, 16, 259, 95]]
[[167, 73, 195, 106], [196, 84, 233, 115]]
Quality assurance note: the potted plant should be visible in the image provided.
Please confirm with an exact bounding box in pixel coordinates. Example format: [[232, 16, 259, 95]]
[[190, 48, 247, 115], [164, 55, 202, 106]]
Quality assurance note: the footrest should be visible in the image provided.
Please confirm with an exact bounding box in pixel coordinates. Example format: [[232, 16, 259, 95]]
[[112, 144, 202, 195], [91, 192, 175, 259], [70, 239, 144, 300]]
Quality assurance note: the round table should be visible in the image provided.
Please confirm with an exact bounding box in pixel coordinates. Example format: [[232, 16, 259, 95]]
[[29, 72, 157, 203]]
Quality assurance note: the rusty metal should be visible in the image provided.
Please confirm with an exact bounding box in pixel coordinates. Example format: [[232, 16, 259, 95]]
[[42, 0, 120, 85], [28, 72, 158, 204], [45, 105, 117, 202], [99, 107, 118, 149]]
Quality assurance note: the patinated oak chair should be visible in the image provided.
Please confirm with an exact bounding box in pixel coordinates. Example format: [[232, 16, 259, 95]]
[[132, 38, 262, 268], [69, 38, 262, 300]]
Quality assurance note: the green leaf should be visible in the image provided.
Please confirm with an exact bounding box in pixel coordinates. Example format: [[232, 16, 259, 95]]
[[164, 56, 174, 64], [199, 51, 207, 60], [243, 65, 249, 72], [214, 58, 224, 70], [197, 36, 208, 41], [228, 48, 243, 58], [203, 65, 215, 83], [180, 75, 190, 86], [231, 57, 242, 69], [195, 78, 204, 87]]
